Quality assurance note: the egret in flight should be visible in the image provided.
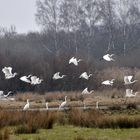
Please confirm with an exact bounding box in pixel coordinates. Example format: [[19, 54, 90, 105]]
[[102, 79, 115, 86], [69, 57, 82, 66], [53, 72, 66, 80], [79, 72, 92, 80], [0, 91, 13, 98], [124, 76, 137, 85], [82, 88, 94, 94], [102, 54, 115, 62], [2, 67, 17, 79], [20, 75, 32, 83], [30, 76, 43, 85], [125, 89, 138, 98]]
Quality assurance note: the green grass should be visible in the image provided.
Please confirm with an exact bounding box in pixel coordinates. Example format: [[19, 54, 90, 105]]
[[10, 125, 140, 140]]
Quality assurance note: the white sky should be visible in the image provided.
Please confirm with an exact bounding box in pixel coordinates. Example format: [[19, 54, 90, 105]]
[[0, 0, 40, 33]]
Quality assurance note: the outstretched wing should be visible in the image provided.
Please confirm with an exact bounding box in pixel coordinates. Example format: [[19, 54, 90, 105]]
[[31, 76, 38, 83], [127, 76, 133, 82], [124, 76, 130, 83], [2, 67, 12, 75]]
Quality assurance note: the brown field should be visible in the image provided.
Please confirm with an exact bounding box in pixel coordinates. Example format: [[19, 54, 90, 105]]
[[0, 90, 140, 110]]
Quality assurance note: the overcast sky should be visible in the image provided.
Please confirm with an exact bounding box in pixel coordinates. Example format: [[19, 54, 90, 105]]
[[0, 0, 39, 33]]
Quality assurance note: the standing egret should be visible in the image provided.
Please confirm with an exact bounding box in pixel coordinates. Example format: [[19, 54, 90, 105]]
[[82, 88, 94, 94], [20, 75, 32, 83], [59, 96, 67, 109], [53, 72, 66, 80], [102, 54, 115, 62], [101, 79, 115, 86], [46, 102, 49, 110], [79, 72, 92, 80], [124, 76, 137, 85], [2, 67, 17, 79], [69, 57, 82, 66], [83, 102, 86, 110], [96, 101, 99, 109], [23, 99, 30, 110]]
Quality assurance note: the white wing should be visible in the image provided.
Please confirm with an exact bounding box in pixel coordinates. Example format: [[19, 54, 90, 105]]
[[127, 76, 133, 82], [82, 88, 88, 94], [31, 76, 37, 82], [80, 72, 87, 78], [20, 76, 31, 83], [69, 57, 74, 64], [103, 54, 110, 61], [2, 67, 12, 75]]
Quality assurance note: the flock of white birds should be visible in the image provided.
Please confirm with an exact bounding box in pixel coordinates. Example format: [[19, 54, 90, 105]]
[[0, 53, 138, 110]]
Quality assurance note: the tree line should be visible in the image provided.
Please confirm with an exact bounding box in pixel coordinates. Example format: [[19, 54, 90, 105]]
[[0, 0, 140, 93]]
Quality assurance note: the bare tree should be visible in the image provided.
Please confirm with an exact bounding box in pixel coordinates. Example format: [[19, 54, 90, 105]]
[[36, 0, 61, 52], [98, 0, 116, 52]]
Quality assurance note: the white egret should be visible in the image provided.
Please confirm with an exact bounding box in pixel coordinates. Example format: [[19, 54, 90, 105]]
[[2, 67, 17, 79], [125, 89, 138, 98], [124, 76, 137, 85], [30, 76, 43, 85], [0, 91, 13, 98], [23, 99, 30, 110], [46, 102, 49, 110], [101, 79, 115, 86], [53, 72, 66, 80], [102, 54, 115, 62], [96, 101, 99, 109], [20, 75, 32, 83], [83, 102, 86, 109], [3, 91, 13, 98], [59, 96, 67, 109], [69, 57, 82, 66], [82, 88, 94, 94], [79, 72, 92, 80]]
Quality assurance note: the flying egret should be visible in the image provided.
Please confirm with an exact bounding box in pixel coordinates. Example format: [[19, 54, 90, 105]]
[[101, 79, 115, 86], [46, 102, 49, 110], [0, 91, 13, 98], [30, 76, 43, 85], [53, 72, 66, 80], [124, 76, 137, 85], [59, 96, 67, 109], [69, 57, 82, 66], [23, 99, 30, 110], [102, 54, 115, 61], [79, 72, 92, 80], [82, 88, 94, 94], [3, 91, 13, 98], [20, 75, 32, 83], [125, 89, 138, 98], [2, 67, 17, 79]]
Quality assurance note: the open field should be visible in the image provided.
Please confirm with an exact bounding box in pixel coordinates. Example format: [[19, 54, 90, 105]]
[[8, 125, 140, 140]]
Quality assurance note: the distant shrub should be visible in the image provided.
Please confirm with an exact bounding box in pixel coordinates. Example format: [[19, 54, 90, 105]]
[[127, 103, 137, 110], [15, 124, 38, 134]]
